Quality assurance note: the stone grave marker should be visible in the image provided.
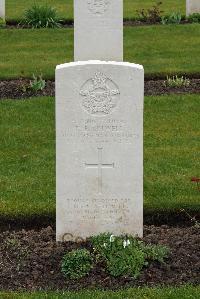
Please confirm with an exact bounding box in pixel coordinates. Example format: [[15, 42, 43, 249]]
[[186, 0, 200, 16], [56, 0, 144, 242], [0, 0, 5, 20], [74, 0, 123, 61]]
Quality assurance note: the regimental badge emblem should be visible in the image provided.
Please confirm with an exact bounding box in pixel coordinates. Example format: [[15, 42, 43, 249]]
[[87, 0, 110, 15], [80, 72, 120, 116]]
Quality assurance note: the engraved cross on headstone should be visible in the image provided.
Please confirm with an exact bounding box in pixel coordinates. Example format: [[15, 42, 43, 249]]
[[85, 148, 114, 194]]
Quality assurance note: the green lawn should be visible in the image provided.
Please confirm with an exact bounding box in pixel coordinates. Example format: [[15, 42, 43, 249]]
[[0, 24, 199, 80], [1, 286, 200, 299], [0, 94, 199, 219], [6, 0, 185, 22]]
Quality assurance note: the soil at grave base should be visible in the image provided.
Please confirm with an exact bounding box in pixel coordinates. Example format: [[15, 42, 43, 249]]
[[4, 19, 194, 29], [0, 79, 200, 100], [0, 225, 199, 291]]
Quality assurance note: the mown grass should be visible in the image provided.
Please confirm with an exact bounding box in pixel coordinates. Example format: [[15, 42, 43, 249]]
[[0, 24, 200, 80], [1, 286, 200, 299], [0, 97, 55, 218], [0, 94, 199, 219], [144, 94, 200, 213], [6, 0, 185, 22]]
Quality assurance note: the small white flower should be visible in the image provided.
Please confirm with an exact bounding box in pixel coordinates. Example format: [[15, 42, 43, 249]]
[[103, 243, 107, 248], [123, 239, 131, 248], [109, 234, 115, 243], [123, 240, 127, 248]]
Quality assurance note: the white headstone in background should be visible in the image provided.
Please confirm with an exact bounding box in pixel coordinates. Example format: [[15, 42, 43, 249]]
[[0, 0, 5, 20], [56, 61, 144, 241], [186, 0, 200, 16], [74, 0, 123, 61]]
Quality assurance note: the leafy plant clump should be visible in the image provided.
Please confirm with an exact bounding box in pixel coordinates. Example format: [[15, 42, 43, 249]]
[[3, 236, 30, 271], [187, 13, 200, 23], [161, 12, 182, 24], [30, 74, 46, 91], [61, 249, 93, 280], [91, 234, 169, 278], [164, 75, 190, 87], [136, 2, 163, 23], [23, 4, 61, 28], [0, 17, 6, 28], [61, 234, 169, 280]]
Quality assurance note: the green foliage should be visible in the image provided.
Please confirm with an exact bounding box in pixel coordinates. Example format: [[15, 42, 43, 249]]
[[136, 2, 163, 23], [164, 75, 190, 87], [161, 12, 182, 24], [20, 74, 46, 92], [30, 74, 46, 91], [3, 236, 30, 271], [106, 246, 146, 278], [188, 13, 200, 23], [91, 234, 169, 278], [0, 17, 6, 28], [61, 249, 93, 280], [4, 236, 21, 249], [144, 244, 170, 263], [23, 4, 61, 28], [61, 234, 169, 280]]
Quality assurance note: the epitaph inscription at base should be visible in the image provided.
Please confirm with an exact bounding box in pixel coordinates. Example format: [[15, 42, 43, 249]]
[[56, 61, 144, 241]]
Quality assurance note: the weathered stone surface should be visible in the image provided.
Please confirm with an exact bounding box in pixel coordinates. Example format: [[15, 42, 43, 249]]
[[186, 0, 200, 16], [56, 61, 144, 241], [0, 0, 5, 20], [74, 0, 123, 61]]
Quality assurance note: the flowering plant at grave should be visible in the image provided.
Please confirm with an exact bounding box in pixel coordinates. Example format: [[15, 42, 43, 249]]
[[90, 233, 169, 278], [61, 233, 169, 280], [109, 234, 115, 243], [164, 75, 190, 87], [123, 239, 131, 248]]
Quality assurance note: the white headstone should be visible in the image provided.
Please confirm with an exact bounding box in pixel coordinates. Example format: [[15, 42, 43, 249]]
[[0, 0, 5, 20], [74, 0, 123, 61], [56, 61, 144, 241], [186, 0, 200, 16], [56, 0, 144, 241]]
